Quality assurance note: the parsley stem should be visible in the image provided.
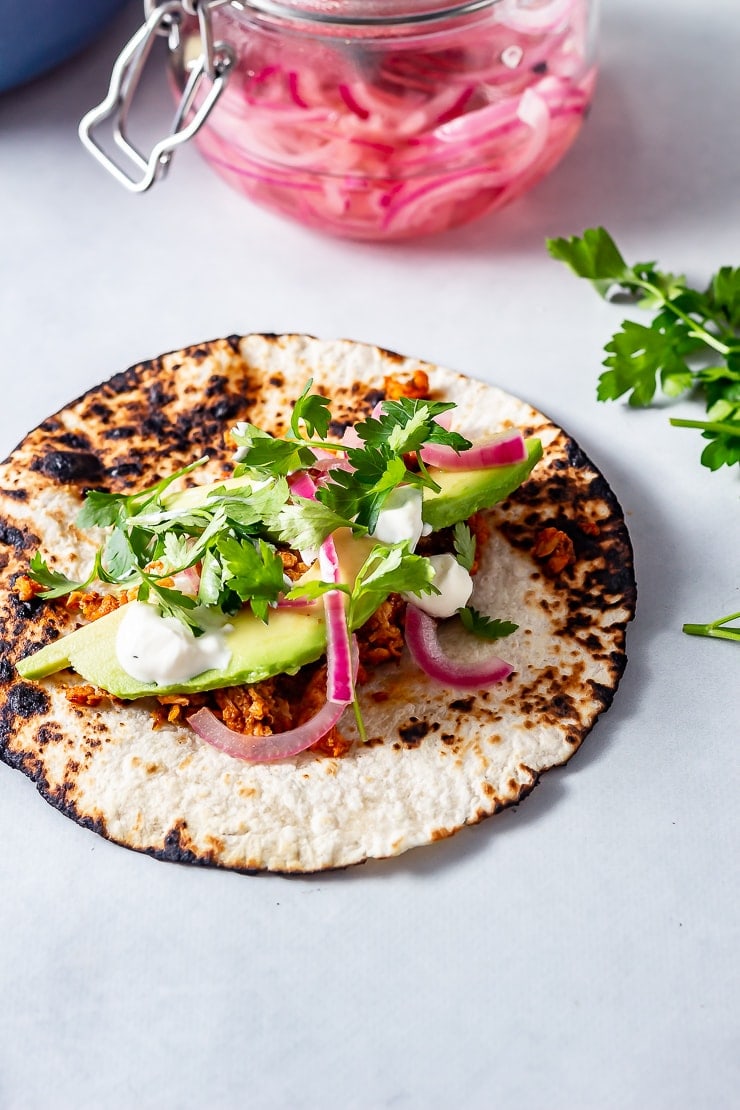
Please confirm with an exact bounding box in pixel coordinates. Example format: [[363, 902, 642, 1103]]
[[683, 611, 740, 642], [415, 452, 441, 492], [670, 417, 740, 436], [352, 692, 368, 743], [288, 438, 347, 453], [637, 279, 733, 357]]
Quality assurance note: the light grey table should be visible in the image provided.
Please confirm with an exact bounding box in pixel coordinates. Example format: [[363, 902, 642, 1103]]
[[1, 1, 738, 1107]]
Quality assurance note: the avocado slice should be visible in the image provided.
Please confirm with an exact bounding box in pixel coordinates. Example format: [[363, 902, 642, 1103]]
[[17, 439, 541, 697], [162, 439, 543, 526], [421, 437, 542, 530], [16, 531, 376, 699]]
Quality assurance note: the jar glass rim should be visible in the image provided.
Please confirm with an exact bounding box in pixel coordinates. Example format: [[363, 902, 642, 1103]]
[[229, 0, 501, 28]]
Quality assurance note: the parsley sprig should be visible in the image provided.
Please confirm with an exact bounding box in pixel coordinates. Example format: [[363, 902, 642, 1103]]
[[235, 390, 472, 537], [29, 460, 293, 628], [286, 541, 437, 619], [547, 227, 740, 470], [548, 227, 740, 645]]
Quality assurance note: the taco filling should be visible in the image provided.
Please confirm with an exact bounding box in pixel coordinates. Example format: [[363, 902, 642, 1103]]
[[16, 376, 542, 763]]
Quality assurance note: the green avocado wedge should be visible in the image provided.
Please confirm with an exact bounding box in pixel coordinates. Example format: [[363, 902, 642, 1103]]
[[16, 532, 376, 699], [421, 437, 542, 530], [16, 438, 541, 697]]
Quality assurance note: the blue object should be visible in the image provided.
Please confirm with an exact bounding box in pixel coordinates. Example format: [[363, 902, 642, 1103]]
[[0, 0, 132, 94]]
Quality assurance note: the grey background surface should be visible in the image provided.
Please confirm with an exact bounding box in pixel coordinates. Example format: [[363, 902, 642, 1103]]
[[1, 1, 738, 1106]]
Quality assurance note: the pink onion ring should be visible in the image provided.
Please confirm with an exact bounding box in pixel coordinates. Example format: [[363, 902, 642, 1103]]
[[420, 428, 526, 469], [188, 643, 358, 762], [319, 535, 354, 704], [405, 604, 514, 690], [289, 471, 318, 500]]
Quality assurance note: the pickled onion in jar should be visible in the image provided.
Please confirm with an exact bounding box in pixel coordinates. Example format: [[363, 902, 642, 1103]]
[[176, 0, 596, 240]]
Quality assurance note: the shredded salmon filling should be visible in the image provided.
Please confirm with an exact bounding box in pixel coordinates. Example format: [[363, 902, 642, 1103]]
[[65, 684, 107, 707], [533, 527, 576, 576], [279, 549, 309, 581], [214, 679, 293, 737], [14, 575, 45, 602], [383, 370, 430, 401], [66, 591, 123, 621], [356, 596, 406, 672], [146, 594, 408, 755]]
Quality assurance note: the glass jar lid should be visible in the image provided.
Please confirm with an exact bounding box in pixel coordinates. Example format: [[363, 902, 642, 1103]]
[[232, 0, 499, 27]]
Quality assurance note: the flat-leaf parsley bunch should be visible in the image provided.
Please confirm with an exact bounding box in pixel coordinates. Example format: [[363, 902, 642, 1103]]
[[547, 227, 740, 644]]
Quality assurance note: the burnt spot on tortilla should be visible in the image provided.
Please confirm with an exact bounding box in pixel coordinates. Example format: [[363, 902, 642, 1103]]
[[31, 450, 103, 484], [398, 717, 441, 746], [150, 820, 209, 866], [86, 401, 112, 421], [0, 488, 28, 501], [449, 696, 475, 713], [363, 388, 385, 409], [108, 460, 143, 481], [103, 425, 139, 440], [36, 724, 63, 748], [4, 682, 49, 720], [0, 519, 36, 554], [54, 432, 92, 451]]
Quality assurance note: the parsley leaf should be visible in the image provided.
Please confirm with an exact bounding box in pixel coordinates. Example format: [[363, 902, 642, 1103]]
[[458, 607, 518, 640], [290, 379, 332, 440], [272, 497, 355, 553], [546, 226, 629, 295], [216, 535, 285, 621], [453, 522, 476, 572], [231, 424, 314, 477], [27, 553, 85, 599], [76, 457, 209, 530], [351, 542, 436, 619], [356, 398, 470, 456], [548, 227, 740, 644]]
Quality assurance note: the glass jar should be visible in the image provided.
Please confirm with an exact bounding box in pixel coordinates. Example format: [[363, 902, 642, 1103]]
[[83, 0, 598, 240]]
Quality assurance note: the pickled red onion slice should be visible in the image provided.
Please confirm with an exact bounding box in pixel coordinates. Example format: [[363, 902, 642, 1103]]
[[193, 0, 594, 240], [188, 639, 359, 763], [188, 520, 357, 762], [288, 471, 318, 500], [420, 428, 526, 469], [319, 534, 354, 704], [405, 604, 514, 690]]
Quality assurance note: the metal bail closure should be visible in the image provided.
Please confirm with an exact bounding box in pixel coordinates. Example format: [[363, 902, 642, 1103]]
[[79, 0, 234, 193]]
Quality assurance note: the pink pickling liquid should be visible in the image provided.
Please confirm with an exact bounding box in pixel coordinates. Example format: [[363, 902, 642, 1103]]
[[178, 0, 596, 240]]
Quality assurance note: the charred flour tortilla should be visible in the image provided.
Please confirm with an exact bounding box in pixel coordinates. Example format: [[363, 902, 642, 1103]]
[[0, 335, 635, 873]]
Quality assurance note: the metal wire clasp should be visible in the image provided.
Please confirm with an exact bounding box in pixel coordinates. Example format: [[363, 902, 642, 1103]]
[[79, 0, 233, 192]]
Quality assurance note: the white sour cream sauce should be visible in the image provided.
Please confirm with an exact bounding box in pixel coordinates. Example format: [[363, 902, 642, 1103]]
[[371, 486, 430, 549], [115, 602, 232, 685], [407, 553, 473, 620]]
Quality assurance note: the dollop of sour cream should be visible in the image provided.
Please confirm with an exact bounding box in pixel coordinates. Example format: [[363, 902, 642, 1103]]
[[406, 553, 473, 620], [115, 602, 232, 686], [372, 486, 428, 549]]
